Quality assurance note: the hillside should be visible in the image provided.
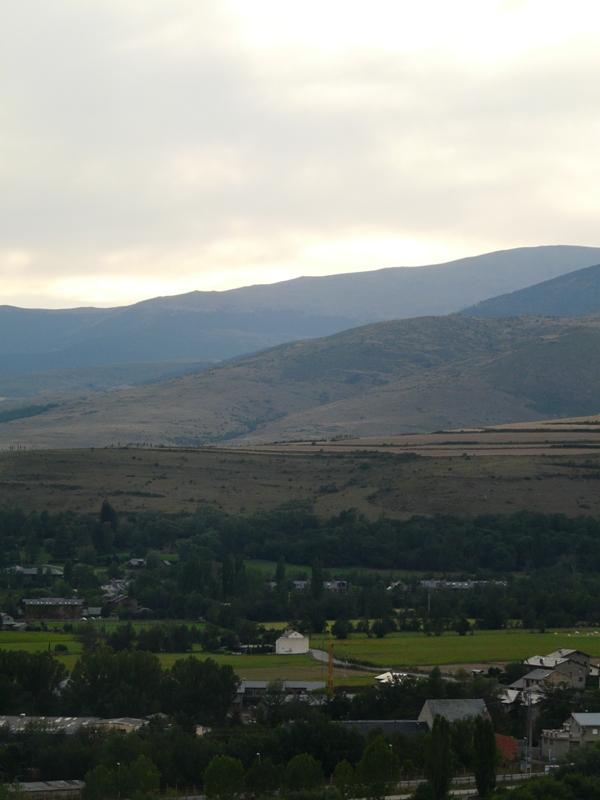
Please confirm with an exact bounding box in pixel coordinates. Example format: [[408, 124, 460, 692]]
[[3, 426, 600, 519], [463, 262, 600, 318], [2, 314, 600, 448], [2, 246, 600, 390]]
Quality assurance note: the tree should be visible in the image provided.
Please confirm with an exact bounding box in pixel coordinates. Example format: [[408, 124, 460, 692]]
[[285, 753, 324, 792], [332, 618, 352, 640], [204, 755, 245, 799], [333, 760, 356, 800], [357, 735, 400, 799], [245, 757, 281, 798], [275, 555, 286, 589], [311, 560, 324, 600], [372, 617, 396, 639], [453, 617, 471, 636], [128, 755, 160, 798], [427, 666, 445, 699], [82, 764, 116, 800], [100, 499, 118, 530], [473, 717, 497, 798], [164, 656, 238, 726], [425, 716, 453, 800]]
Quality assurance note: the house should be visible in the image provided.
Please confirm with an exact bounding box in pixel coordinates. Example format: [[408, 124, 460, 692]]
[[11, 779, 84, 798], [0, 612, 26, 631], [569, 712, 600, 747], [510, 668, 554, 691], [292, 580, 309, 592], [549, 659, 587, 689], [236, 680, 325, 706], [82, 607, 102, 618], [6, 565, 64, 579], [21, 598, 84, 620], [126, 558, 146, 569], [323, 580, 348, 593], [500, 687, 544, 708], [386, 580, 409, 592], [525, 649, 591, 671], [275, 629, 310, 655], [540, 726, 571, 762], [0, 716, 147, 735], [418, 699, 488, 730], [101, 578, 130, 600], [375, 671, 411, 684], [541, 712, 600, 761]]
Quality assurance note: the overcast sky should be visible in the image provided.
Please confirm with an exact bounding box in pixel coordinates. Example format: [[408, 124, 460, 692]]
[[2, 0, 600, 308]]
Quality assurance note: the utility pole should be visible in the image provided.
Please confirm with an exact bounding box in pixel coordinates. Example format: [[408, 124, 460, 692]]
[[327, 639, 334, 695]]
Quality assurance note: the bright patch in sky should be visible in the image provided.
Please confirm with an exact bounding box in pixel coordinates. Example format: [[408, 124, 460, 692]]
[[2, 0, 600, 307]]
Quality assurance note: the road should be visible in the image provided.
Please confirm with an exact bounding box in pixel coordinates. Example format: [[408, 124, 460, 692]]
[[310, 647, 447, 681]]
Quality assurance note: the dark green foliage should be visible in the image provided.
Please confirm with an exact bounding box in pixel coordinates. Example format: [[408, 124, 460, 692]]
[[332, 618, 352, 640], [332, 760, 355, 799], [83, 755, 159, 800], [425, 716, 452, 800], [163, 656, 238, 726], [204, 754, 245, 798], [245, 757, 281, 797], [285, 753, 325, 792], [0, 651, 67, 714], [357, 735, 400, 799], [473, 716, 497, 798]]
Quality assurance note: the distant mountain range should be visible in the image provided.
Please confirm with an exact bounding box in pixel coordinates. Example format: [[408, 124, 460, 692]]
[[3, 314, 600, 448], [2, 245, 600, 397], [463, 262, 600, 318]]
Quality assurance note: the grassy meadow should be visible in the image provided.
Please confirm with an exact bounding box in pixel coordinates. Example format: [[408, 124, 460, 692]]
[[313, 628, 600, 668], [0, 629, 369, 684], [6, 627, 600, 681]]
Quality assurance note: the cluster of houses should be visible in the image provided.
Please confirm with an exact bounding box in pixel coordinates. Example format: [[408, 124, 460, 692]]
[[501, 647, 595, 710], [267, 579, 348, 593], [496, 646, 600, 763]]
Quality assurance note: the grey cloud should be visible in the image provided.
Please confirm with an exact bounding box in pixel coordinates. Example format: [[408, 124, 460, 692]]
[[1, 2, 600, 304]]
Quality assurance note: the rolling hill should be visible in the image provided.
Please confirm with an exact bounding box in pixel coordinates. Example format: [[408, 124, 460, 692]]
[[3, 314, 600, 448], [463, 262, 600, 318], [3, 245, 600, 394]]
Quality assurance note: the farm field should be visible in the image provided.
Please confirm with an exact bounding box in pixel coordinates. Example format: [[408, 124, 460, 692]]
[[0, 630, 370, 684], [7, 628, 600, 678], [2, 434, 600, 519], [312, 628, 600, 669]]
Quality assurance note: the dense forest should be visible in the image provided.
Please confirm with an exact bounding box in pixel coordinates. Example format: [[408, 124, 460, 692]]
[[4, 505, 600, 573], [2, 505, 600, 631]]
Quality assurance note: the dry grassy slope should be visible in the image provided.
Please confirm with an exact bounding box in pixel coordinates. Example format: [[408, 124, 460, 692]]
[[1, 315, 599, 448], [2, 444, 600, 520]]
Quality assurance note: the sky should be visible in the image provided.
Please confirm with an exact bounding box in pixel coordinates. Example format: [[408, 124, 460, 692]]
[[2, 0, 600, 308]]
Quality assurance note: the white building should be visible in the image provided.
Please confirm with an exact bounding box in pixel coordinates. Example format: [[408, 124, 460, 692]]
[[275, 629, 310, 655]]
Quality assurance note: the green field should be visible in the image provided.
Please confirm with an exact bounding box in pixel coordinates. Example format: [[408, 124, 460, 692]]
[[6, 627, 600, 681], [0, 631, 370, 684], [312, 629, 600, 668]]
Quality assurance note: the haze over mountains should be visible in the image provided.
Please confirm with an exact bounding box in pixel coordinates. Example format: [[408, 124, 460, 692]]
[[2, 245, 600, 398], [463, 262, 600, 318], [4, 244, 600, 447], [3, 314, 600, 448]]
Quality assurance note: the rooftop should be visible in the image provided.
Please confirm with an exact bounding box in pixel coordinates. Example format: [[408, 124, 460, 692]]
[[21, 598, 83, 606], [419, 698, 488, 723], [572, 713, 600, 727]]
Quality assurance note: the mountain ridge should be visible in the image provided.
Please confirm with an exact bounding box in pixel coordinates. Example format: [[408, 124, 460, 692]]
[[462, 262, 600, 318], [3, 245, 600, 380], [2, 313, 600, 448]]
